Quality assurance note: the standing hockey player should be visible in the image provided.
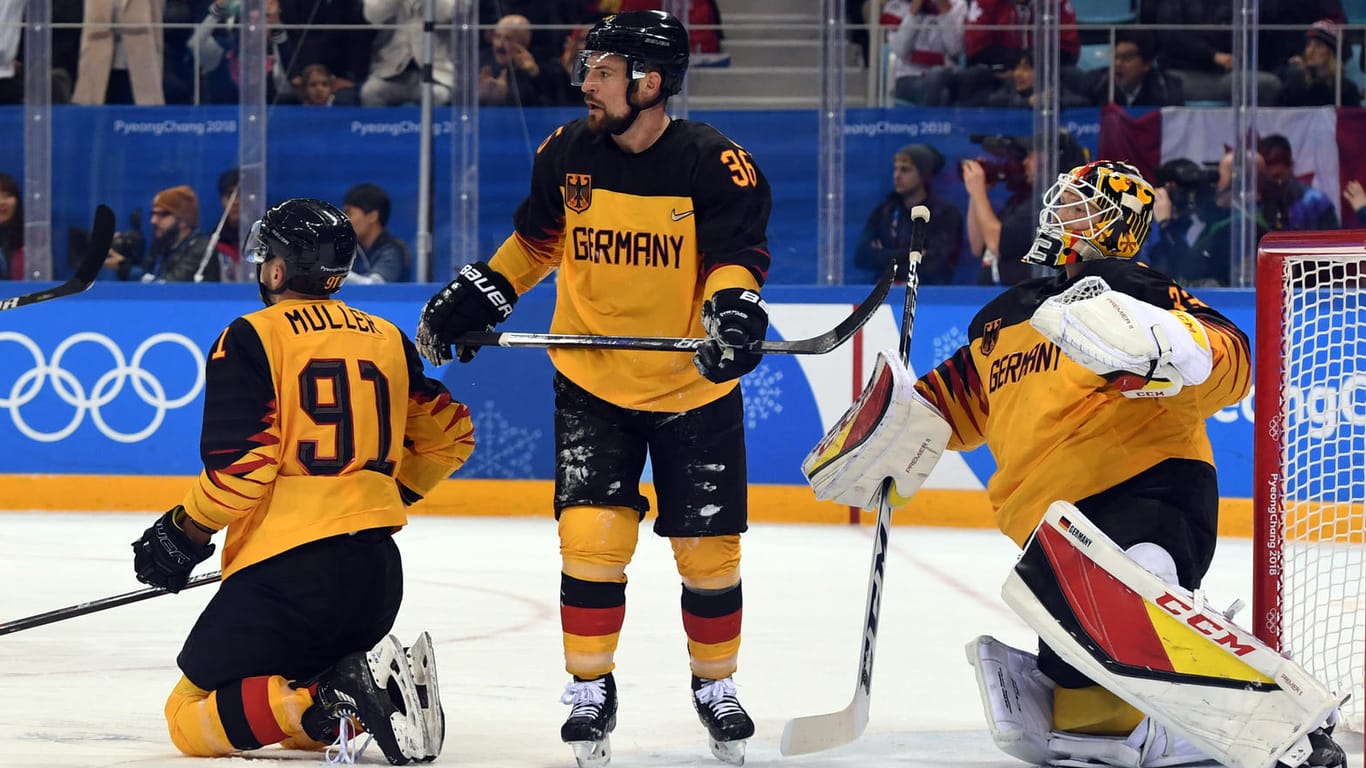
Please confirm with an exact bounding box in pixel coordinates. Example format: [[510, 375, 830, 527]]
[[802, 160, 1348, 768], [131, 198, 473, 765], [415, 10, 771, 766]]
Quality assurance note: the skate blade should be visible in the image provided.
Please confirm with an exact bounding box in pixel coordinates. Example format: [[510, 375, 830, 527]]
[[709, 737, 747, 766], [568, 736, 612, 768], [407, 632, 443, 762]]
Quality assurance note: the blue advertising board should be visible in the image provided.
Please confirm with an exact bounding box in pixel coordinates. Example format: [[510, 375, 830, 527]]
[[0, 282, 1258, 498]]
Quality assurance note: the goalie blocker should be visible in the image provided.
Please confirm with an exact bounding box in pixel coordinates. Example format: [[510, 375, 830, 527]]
[[801, 348, 950, 510], [989, 501, 1344, 768]]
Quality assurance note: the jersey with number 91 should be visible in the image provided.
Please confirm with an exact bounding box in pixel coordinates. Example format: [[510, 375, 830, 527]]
[[182, 297, 475, 577]]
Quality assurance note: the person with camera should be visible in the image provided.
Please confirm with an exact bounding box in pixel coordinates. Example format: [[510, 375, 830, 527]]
[[1149, 158, 1226, 286], [854, 143, 963, 283], [105, 186, 219, 282], [963, 130, 1087, 285]]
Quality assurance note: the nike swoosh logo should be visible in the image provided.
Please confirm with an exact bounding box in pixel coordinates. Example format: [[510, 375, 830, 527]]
[[670, 209, 695, 221]]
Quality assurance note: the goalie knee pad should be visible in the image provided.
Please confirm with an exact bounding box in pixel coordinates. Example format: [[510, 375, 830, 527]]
[[1003, 501, 1346, 768]]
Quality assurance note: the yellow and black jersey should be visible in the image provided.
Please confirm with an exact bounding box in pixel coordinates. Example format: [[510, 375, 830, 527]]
[[487, 117, 773, 412], [182, 298, 475, 577], [913, 258, 1251, 547]]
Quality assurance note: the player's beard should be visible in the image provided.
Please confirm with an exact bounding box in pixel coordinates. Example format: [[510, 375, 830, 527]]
[[586, 100, 633, 136]]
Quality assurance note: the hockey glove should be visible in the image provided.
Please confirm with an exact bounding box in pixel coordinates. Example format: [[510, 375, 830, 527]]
[[694, 288, 769, 383], [132, 505, 216, 593], [416, 261, 518, 366]]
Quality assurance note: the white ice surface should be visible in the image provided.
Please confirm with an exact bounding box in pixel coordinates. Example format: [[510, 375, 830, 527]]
[[0, 513, 1255, 768]]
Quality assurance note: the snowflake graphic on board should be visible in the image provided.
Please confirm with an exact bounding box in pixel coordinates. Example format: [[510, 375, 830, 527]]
[[740, 363, 784, 430], [462, 401, 544, 479], [932, 326, 969, 362]]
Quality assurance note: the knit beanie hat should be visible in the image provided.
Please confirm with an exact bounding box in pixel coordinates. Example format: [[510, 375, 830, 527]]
[[896, 143, 946, 180], [153, 185, 200, 228]]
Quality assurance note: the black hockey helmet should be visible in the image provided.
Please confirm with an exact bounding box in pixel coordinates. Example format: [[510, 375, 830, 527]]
[[246, 198, 356, 296], [581, 10, 690, 96]]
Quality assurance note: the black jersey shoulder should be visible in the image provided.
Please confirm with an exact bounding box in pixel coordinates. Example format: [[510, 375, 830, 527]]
[[537, 117, 751, 199]]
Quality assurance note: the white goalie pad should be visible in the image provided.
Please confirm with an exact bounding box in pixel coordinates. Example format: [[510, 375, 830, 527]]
[[1003, 501, 1345, 768], [801, 348, 951, 510], [1030, 277, 1212, 398], [967, 636, 1215, 768]]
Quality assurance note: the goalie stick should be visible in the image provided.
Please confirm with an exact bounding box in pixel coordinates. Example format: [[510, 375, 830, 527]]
[[780, 204, 930, 756], [452, 251, 899, 356], [0, 569, 220, 636], [0, 204, 113, 312]]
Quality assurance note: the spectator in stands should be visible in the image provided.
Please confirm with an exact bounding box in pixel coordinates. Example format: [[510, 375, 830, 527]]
[[951, 0, 1080, 106], [300, 63, 337, 105], [107, 185, 218, 282], [478, 13, 564, 106], [544, 22, 593, 106], [343, 183, 410, 283], [479, 0, 573, 66], [1344, 179, 1366, 227], [1259, 134, 1340, 232], [187, 0, 295, 104], [279, 0, 371, 106], [0, 173, 24, 281], [1261, 0, 1348, 75], [882, 0, 967, 106], [0, 0, 82, 104], [1148, 158, 1227, 286], [966, 47, 1086, 107], [1142, 0, 1280, 104], [360, 0, 457, 106], [206, 168, 242, 280], [0, 0, 21, 104], [963, 130, 1087, 286], [853, 143, 964, 284], [72, 0, 166, 105], [1084, 29, 1185, 107], [1276, 19, 1362, 107]]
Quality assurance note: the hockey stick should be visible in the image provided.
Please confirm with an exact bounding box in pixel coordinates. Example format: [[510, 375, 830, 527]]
[[0, 570, 221, 636], [452, 254, 898, 356], [0, 205, 114, 312], [780, 204, 930, 756]]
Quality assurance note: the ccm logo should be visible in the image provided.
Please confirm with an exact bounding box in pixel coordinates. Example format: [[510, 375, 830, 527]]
[[1154, 592, 1256, 656]]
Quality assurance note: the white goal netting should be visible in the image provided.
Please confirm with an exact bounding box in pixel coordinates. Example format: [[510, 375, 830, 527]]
[[1259, 250, 1366, 733]]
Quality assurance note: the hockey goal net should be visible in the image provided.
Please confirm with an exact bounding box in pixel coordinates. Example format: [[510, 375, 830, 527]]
[[1254, 231, 1366, 733]]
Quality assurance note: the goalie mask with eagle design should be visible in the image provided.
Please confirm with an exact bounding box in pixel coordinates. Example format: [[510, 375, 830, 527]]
[[1025, 160, 1155, 267]]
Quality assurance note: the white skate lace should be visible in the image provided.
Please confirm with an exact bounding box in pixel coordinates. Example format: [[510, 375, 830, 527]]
[[560, 678, 607, 721], [322, 712, 373, 765], [695, 677, 745, 719]]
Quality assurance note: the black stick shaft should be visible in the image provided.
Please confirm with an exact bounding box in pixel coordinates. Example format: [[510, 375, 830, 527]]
[[0, 571, 220, 637]]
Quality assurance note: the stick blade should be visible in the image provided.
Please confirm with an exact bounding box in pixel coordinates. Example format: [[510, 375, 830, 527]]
[[779, 696, 868, 756]]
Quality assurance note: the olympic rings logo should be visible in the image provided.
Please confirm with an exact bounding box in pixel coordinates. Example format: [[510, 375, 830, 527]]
[[0, 331, 205, 443]]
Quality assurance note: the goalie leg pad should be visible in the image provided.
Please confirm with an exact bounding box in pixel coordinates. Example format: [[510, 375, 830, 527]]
[[965, 635, 1056, 765], [1003, 501, 1345, 768], [802, 348, 950, 510]]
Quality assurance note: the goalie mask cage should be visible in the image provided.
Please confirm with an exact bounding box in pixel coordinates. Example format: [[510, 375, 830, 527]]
[[1254, 230, 1366, 734]]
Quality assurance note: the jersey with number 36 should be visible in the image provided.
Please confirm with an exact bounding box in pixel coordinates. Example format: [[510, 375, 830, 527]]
[[487, 117, 773, 413], [182, 298, 475, 577]]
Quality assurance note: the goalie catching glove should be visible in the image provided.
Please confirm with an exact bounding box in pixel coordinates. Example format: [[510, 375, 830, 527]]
[[802, 349, 950, 510], [1030, 277, 1212, 398]]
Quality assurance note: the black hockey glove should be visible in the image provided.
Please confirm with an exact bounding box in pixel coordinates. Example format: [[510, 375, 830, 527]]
[[416, 261, 518, 366], [132, 505, 216, 593], [694, 288, 769, 383]]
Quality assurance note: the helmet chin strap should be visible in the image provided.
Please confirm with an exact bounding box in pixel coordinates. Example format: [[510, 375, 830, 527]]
[[257, 263, 289, 307], [610, 79, 667, 136]]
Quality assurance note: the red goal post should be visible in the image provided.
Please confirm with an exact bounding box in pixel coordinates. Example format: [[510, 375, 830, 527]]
[[1254, 230, 1366, 734]]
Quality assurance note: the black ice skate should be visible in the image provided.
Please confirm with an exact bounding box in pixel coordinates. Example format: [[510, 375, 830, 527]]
[[561, 673, 618, 768], [1279, 727, 1347, 768], [692, 675, 755, 766], [304, 634, 429, 765]]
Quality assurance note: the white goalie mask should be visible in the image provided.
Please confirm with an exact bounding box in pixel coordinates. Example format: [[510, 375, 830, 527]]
[[1024, 160, 1156, 267]]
